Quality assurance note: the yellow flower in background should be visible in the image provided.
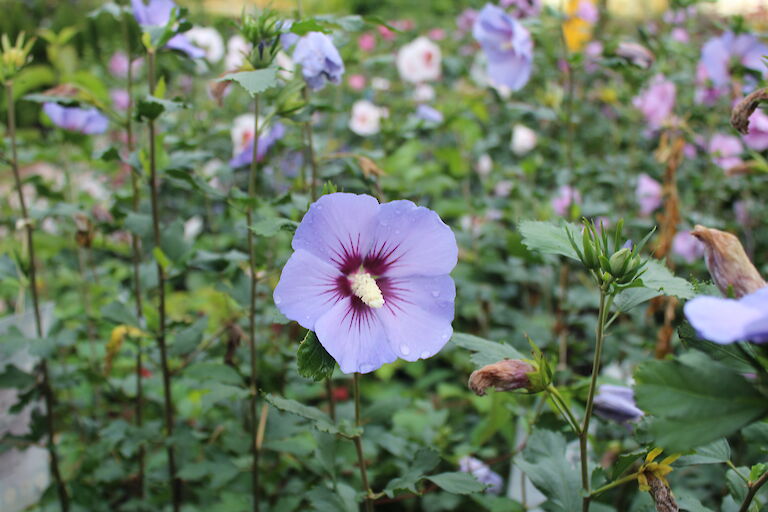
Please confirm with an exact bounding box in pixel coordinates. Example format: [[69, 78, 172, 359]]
[[563, 0, 597, 52], [105, 325, 144, 375], [636, 448, 680, 491]]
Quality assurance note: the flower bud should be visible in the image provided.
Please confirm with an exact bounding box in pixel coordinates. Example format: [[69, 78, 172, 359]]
[[609, 247, 632, 276], [239, 10, 283, 69], [691, 225, 766, 298], [468, 359, 536, 396], [582, 228, 598, 269], [0, 32, 35, 81]]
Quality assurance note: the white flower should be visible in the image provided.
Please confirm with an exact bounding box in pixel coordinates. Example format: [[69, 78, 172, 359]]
[[396, 37, 441, 83], [413, 83, 435, 102], [371, 77, 391, 91], [276, 51, 295, 81], [231, 114, 256, 155], [349, 100, 386, 136], [475, 154, 492, 176], [184, 215, 204, 240], [186, 27, 224, 62], [510, 124, 537, 156], [225, 35, 250, 70]]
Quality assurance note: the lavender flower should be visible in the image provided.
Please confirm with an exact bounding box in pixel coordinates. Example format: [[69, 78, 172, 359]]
[[699, 31, 768, 88], [551, 185, 581, 217], [500, 0, 541, 18], [672, 231, 704, 264], [273, 193, 457, 374], [472, 3, 534, 92], [415, 104, 444, 123], [635, 173, 662, 216], [292, 32, 344, 91], [459, 456, 503, 494], [594, 384, 644, 423], [709, 133, 744, 171], [684, 287, 768, 344], [743, 107, 768, 151], [42, 103, 108, 134], [633, 75, 675, 131], [131, 0, 205, 59], [229, 122, 286, 168]]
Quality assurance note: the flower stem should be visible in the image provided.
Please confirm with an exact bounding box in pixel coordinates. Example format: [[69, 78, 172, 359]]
[[738, 468, 768, 512], [353, 373, 373, 512], [122, 7, 145, 499], [246, 94, 262, 512], [146, 49, 180, 512], [589, 472, 640, 497], [547, 384, 581, 435], [580, 287, 610, 512], [6, 79, 69, 512]]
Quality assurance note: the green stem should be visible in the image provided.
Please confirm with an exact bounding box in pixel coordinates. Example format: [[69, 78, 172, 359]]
[[7, 80, 70, 512], [580, 288, 610, 512], [547, 385, 581, 435], [353, 373, 373, 512], [246, 94, 262, 512], [728, 461, 750, 485], [589, 472, 640, 497], [122, 7, 145, 500], [739, 469, 768, 512], [146, 49, 180, 512]]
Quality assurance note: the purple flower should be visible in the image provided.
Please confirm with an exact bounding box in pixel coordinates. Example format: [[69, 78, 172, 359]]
[[709, 133, 744, 171], [551, 185, 580, 217], [684, 287, 768, 344], [594, 384, 644, 423], [472, 3, 534, 92], [131, 0, 205, 59], [229, 122, 286, 168], [699, 31, 768, 88], [632, 74, 676, 131], [500, 0, 541, 18], [111, 89, 131, 111], [743, 107, 768, 151], [415, 104, 444, 123], [672, 231, 705, 264], [43, 103, 108, 134], [456, 8, 478, 34], [635, 173, 662, 216], [273, 193, 458, 374], [292, 32, 344, 91], [459, 456, 503, 494], [694, 63, 727, 105]]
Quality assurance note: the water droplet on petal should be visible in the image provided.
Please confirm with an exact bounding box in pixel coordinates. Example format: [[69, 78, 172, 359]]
[[360, 364, 374, 373], [420, 351, 430, 359], [274, 295, 282, 304], [440, 330, 450, 341], [400, 344, 410, 356], [431, 290, 440, 298]]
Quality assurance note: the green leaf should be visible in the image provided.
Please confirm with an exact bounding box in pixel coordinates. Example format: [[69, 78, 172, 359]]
[[289, 19, 335, 35], [101, 301, 139, 327], [170, 317, 208, 357], [518, 220, 582, 260], [678, 439, 731, 466], [451, 332, 524, 367], [184, 362, 242, 386], [635, 260, 694, 299], [296, 330, 336, 382], [124, 212, 153, 238], [0, 364, 35, 389], [153, 247, 171, 271], [613, 287, 660, 312], [135, 95, 186, 121], [515, 430, 581, 512], [383, 449, 440, 497], [634, 352, 768, 450], [426, 472, 487, 495], [263, 393, 361, 438], [250, 217, 299, 238], [217, 68, 278, 97]]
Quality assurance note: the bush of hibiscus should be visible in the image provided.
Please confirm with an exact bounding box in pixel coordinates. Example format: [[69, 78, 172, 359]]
[[2, 0, 768, 511]]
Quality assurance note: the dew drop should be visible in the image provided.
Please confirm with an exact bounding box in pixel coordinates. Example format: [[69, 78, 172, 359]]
[[360, 364, 374, 373], [440, 330, 450, 341], [274, 294, 282, 304], [420, 351, 430, 359], [431, 290, 440, 298], [400, 344, 411, 356]]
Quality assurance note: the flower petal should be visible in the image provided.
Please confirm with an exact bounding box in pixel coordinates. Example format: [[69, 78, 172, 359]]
[[292, 193, 380, 270], [273, 249, 343, 330], [315, 298, 397, 374], [683, 295, 765, 343], [376, 274, 455, 361], [366, 200, 457, 277]]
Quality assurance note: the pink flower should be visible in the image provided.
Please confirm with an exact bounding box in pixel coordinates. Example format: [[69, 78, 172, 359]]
[[734, 200, 751, 226], [110, 89, 131, 111], [671, 27, 689, 43], [576, 0, 599, 23], [632, 74, 676, 131], [635, 173, 662, 216], [709, 133, 744, 171], [348, 74, 366, 90], [743, 107, 768, 151], [358, 33, 376, 52], [672, 231, 705, 263], [428, 28, 446, 40], [456, 8, 478, 34], [551, 185, 581, 217], [109, 52, 143, 77], [377, 25, 396, 41]]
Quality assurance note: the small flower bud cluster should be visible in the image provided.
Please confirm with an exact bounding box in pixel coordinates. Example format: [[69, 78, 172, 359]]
[[569, 219, 651, 290], [0, 32, 35, 81], [239, 10, 284, 70]]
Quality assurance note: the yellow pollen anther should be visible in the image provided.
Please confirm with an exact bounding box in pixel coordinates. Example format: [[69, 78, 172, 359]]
[[349, 272, 384, 308]]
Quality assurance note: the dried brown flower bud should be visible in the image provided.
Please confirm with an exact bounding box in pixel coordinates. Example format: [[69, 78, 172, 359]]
[[731, 87, 768, 134], [646, 474, 679, 512], [468, 359, 535, 396], [74, 213, 94, 248], [615, 42, 655, 69], [691, 225, 766, 298]]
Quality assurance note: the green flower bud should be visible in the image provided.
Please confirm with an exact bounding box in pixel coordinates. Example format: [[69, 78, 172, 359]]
[[609, 247, 632, 276], [240, 10, 283, 69], [582, 228, 598, 269], [0, 32, 35, 81]]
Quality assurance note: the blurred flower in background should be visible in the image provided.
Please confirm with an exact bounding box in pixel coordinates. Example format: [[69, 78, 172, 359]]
[[709, 133, 744, 170], [699, 31, 768, 88], [563, 0, 598, 52], [293, 32, 345, 90], [42, 103, 108, 134], [396, 36, 442, 83], [635, 173, 662, 216], [594, 384, 644, 423], [672, 231, 705, 264], [510, 124, 537, 155], [743, 107, 768, 151], [501, 0, 542, 19], [458, 456, 503, 494], [632, 74, 676, 131], [684, 287, 768, 344], [186, 27, 225, 62], [551, 185, 581, 217], [131, 0, 205, 58], [229, 114, 286, 167], [473, 3, 533, 92], [415, 104, 443, 123], [349, 100, 387, 136]]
